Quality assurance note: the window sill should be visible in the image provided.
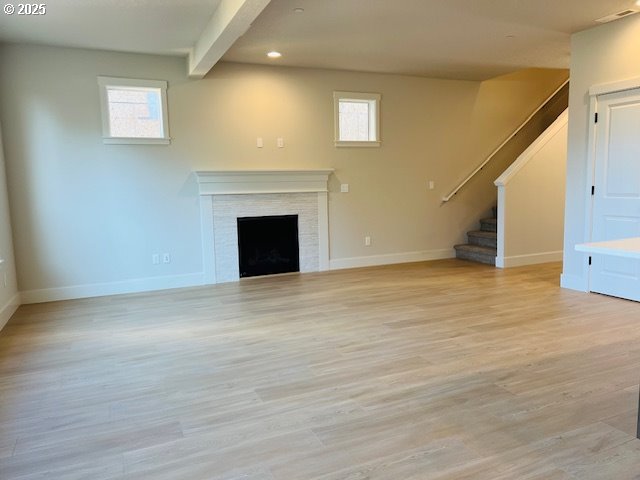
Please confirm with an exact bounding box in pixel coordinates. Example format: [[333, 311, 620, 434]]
[[334, 141, 381, 148], [103, 137, 171, 145]]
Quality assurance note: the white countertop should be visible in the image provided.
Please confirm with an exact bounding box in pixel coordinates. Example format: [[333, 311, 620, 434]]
[[575, 237, 640, 259]]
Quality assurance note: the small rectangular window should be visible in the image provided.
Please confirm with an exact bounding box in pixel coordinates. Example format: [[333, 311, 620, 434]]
[[98, 77, 170, 145], [334, 91, 380, 147]]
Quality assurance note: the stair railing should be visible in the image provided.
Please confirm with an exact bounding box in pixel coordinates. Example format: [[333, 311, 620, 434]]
[[441, 78, 569, 203]]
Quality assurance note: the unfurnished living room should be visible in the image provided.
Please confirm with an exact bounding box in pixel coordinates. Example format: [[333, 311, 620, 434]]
[[2, 1, 640, 478]]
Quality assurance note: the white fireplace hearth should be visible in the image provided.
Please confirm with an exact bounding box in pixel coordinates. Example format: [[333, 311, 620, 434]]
[[195, 170, 333, 284]]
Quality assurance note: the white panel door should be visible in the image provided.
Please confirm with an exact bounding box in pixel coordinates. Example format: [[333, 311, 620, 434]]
[[591, 89, 640, 301]]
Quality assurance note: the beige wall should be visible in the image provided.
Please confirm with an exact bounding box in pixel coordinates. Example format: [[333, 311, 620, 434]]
[[0, 43, 566, 299], [562, 15, 640, 291], [496, 112, 567, 267], [0, 120, 18, 328]]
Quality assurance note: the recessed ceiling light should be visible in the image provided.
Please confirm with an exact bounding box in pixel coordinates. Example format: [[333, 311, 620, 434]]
[[267, 51, 282, 59], [294, 7, 304, 13]]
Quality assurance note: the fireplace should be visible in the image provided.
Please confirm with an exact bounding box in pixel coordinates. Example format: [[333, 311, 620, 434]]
[[237, 215, 300, 278], [195, 170, 333, 284]]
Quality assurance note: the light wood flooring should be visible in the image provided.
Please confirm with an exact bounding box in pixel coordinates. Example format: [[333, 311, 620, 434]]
[[1, 260, 640, 479]]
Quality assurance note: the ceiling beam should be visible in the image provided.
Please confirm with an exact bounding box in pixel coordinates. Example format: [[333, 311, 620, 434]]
[[188, 0, 271, 79]]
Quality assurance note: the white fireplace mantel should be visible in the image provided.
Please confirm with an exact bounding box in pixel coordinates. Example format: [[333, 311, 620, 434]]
[[195, 170, 334, 195], [195, 169, 333, 284]]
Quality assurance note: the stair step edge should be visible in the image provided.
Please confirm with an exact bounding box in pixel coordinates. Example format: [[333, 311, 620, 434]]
[[468, 230, 497, 238], [455, 246, 496, 266], [454, 244, 497, 254]]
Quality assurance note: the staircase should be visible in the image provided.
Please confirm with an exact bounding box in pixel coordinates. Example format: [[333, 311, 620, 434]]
[[446, 80, 569, 267], [454, 207, 497, 265]]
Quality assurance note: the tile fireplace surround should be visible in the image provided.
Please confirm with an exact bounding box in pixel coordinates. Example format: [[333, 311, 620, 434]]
[[195, 170, 333, 284]]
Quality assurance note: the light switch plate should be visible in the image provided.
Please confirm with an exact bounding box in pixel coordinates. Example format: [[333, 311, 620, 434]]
[[340, 184, 349, 193]]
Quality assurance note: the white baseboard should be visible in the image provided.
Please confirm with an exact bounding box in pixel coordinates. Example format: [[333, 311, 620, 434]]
[[329, 249, 455, 271], [0, 292, 20, 332], [21, 272, 205, 304], [496, 250, 563, 268], [560, 273, 589, 292]]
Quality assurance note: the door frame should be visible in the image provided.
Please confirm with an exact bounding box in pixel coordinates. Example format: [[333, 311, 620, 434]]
[[584, 76, 640, 292]]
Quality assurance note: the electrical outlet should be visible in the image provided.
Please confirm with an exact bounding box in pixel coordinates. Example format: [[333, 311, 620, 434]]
[[163, 253, 171, 264], [365, 236, 371, 246], [340, 184, 349, 193], [429, 180, 435, 190], [152, 254, 160, 265], [277, 137, 284, 148]]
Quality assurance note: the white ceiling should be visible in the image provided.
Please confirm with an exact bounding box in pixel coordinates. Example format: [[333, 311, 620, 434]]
[[224, 0, 639, 80], [0, 0, 637, 80], [0, 0, 222, 56]]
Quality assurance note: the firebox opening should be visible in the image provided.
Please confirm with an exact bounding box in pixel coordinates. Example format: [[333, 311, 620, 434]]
[[237, 215, 300, 278]]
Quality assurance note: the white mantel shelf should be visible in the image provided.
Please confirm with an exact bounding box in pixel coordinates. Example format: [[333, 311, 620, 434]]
[[195, 169, 333, 284], [575, 237, 640, 260], [195, 170, 334, 195]]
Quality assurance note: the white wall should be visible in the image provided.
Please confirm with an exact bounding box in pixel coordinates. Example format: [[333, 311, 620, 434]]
[[0, 121, 19, 329], [0, 44, 567, 302], [495, 111, 567, 268], [562, 15, 640, 291]]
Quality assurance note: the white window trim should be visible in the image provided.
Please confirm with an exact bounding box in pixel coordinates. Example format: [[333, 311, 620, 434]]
[[97, 76, 171, 145], [333, 91, 381, 147]]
